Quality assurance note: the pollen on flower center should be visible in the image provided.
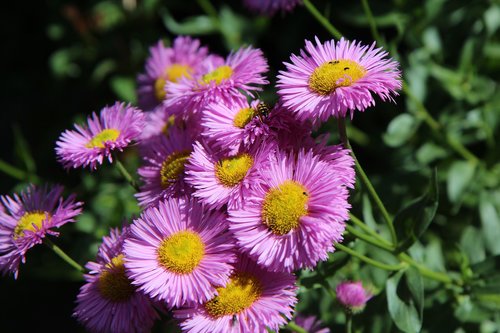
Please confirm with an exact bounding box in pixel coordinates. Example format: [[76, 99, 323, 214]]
[[205, 272, 263, 318], [14, 211, 49, 239], [160, 150, 191, 188], [215, 153, 254, 187], [233, 107, 256, 128], [154, 64, 193, 101], [98, 254, 135, 302], [201, 65, 233, 85], [86, 129, 121, 149], [157, 231, 205, 274], [309, 59, 366, 95], [262, 180, 309, 235]]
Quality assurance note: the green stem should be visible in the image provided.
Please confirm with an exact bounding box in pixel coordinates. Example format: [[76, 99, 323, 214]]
[[302, 0, 343, 40], [346, 225, 393, 251], [285, 321, 309, 333], [338, 118, 397, 244], [44, 238, 84, 273], [398, 253, 454, 284], [115, 159, 140, 191], [360, 0, 382, 43], [346, 312, 353, 333], [336, 243, 405, 271], [349, 213, 391, 245]]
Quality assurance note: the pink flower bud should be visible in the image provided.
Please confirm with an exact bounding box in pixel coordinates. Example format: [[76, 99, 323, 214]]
[[336, 281, 372, 313]]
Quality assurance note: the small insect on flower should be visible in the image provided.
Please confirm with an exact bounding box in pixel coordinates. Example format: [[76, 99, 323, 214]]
[[255, 101, 271, 120]]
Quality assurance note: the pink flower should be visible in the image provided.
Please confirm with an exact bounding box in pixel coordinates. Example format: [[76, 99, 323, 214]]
[[56, 102, 144, 170], [277, 37, 401, 122], [336, 281, 372, 313]]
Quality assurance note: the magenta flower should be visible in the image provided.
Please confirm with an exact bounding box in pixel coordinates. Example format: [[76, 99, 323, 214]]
[[74, 226, 160, 333], [56, 102, 144, 170], [277, 37, 401, 122], [136, 126, 194, 208], [229, 149, 354, 272], [185, 140, 273, 210], [137, 36, 209, 110], [123, 197, 236, 308], [165, 46, 269, 115], [175, 255, 297, 333], [244, 0, 302, 15], [0, 184, 82, 278], [202, 96, 272, 154], [336, 281, 372, 313], [294, 314, 330, 333]]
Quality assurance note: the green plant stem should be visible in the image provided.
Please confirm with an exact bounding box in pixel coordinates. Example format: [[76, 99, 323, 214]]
[[336, 243, 405, 271], [338, 118, 397, 244], [302, 0, 343, 39], [398, 253, 454, 284], [285, 321, 309, 333], [349, 213, 391, 245], [115, 159, 140, 191], [346, 312, 353, 333], [346, 225, 393, 251], [44, 238, 84, 273], [402, 82, 480, 165], [360, 0, 381, 43]]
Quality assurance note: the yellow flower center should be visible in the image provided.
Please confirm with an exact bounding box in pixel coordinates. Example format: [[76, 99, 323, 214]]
[[308, 59, 366, 95], [205, 272, 263, 318], [160, 150, 191, 188], [161, 115, 176, 137], [13, 211, 49, 239], [201, 65, 233, 85], [261, 180, 309, 235], [85, 129, 121, 149], [157, 231, 205, 274], [233, 107, 256, 129], [215, 154, 254, 187], [98, 254, 135, 302], [154, 64, 193, 101]]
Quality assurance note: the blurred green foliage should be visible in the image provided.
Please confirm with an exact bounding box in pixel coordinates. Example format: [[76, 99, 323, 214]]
[[1, 0, 499, 332]]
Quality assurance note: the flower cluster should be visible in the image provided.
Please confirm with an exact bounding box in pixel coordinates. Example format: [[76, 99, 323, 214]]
[[2, 34, 399, 332]]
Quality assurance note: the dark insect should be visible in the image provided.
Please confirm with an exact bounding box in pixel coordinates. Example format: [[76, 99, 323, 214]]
[[255, 102, 270, 119], [303, 191, 308, 196], [344, 67, 350, 71], [329, 60, 340, 65], [231, 315, 238, 326]]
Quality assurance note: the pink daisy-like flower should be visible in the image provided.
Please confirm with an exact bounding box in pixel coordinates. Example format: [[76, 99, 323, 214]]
[[293, 314, 330, 333], [56, 102, 145, 170], [74, 226, 160, 333], [175, 255, 297, 333], [137, 36, 209, 110], [229, 149, 354, 272], [277, 37, 401, 122], [124, 196, 236, 308], [202, 96, 272, 154], [136, 126, 194, 208], [165, 46, 269, 115], [244, 0, 302, 15], [185, 139, 273, 210], [0, 184, 82, 278], [336, 281, 372, 313]]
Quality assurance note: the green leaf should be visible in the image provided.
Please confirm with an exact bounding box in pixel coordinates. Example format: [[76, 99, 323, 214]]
[[447, 161, 476, 203], [394, 169, 439, 253], [162, 10, 218, 35], [12, 124, 36, 177], [460, 226, 486, 265], [386, 268, 423, 333], [110, 76, 137, 103], [479, 194, 500, 255], [383, 114, 418, 147]]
